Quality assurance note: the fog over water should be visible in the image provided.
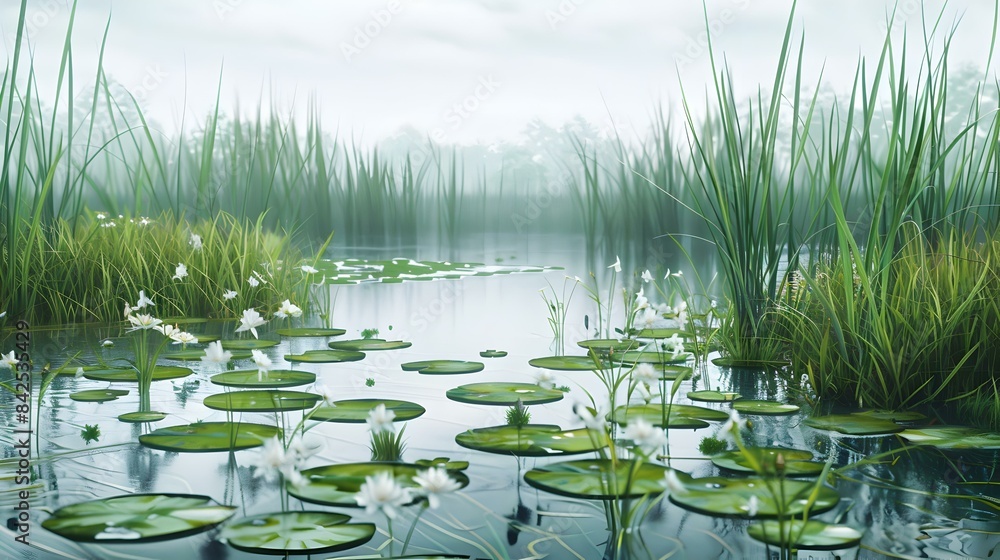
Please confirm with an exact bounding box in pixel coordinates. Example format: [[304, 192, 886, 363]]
[[1, 0, 996, 145]]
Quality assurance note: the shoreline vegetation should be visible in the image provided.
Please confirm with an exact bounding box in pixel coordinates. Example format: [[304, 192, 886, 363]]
[[2, 0, 999, 422]]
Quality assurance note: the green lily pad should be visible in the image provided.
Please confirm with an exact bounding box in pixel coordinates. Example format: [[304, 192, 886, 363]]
[[615, 351, 691, 365], [688, 390, 741, 403], [456, 425, 605, 456], [732, 400, 800, 416], [414, 457, 470, 472], [276, 327, 347, 337], [203, 390, 321, 412], [748, 520, 863, 550], [162, 349, 252, 361], [610, 403, 729, 429], [42, 493, 234, 543], [284, 349, 366, 363], [189, 334, 220, 343], [479, 349, 508, 358], [668, 472, 840, 518], [711, 357, 788, 368], [210, 369, 316, 388], [446, 382, 565, 406], [118, 411, 167, 423], [898, 427, 1000, 449], [288, 463, 470, 508], [310, 399, 426, 423], [711, 447, 824, 477], [221, 511, 375, 555], [528, 356, 601, 371], [856, 410, 927, 423], [401, 360, 484, 375], [524, 459, 668, 500], [328, 339, 412, 351], [577, 339, 643, 353], [804, 414, 903, 436], [83, 366, 193, 382], [139, 422, 281, 452], [635, 328, 691, 339], [160, 317, 209, 326], [70, 389, 129, 402], [221, 339, 279, 350]]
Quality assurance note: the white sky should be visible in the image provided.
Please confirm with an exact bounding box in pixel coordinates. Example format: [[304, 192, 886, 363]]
[[2, 0, 997, 145]]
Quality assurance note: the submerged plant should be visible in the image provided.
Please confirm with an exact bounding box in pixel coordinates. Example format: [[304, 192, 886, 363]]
[[505, 400, 531, 427]]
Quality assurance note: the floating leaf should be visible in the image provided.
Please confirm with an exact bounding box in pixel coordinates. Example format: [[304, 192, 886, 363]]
[[221, 339, 279, 350], [310, 399, 426, 423], [69, 389, 129, 402], [479, 349, 508, 358], [162, 349, 252, 361], [577, 339, 643, 353], [401, 360, 484, 375], [83, 366, 193, 382], [635, 328, 691, 339], [139, 422, 281, 452], [804, 414, 903, 436], [527, 356, 601, 371], [221, 511, 374, 555], [204, 390, 321, 412], [687, 390, 741, 403], [160, 317, 209, 326], [610, 403, 728, 429], [118, 411, 167, 423], [288, 463, 469, 508], [615, 351, 691, 365], [748, 520, 863, 550], [898, 427, 1000, 449], [276, 327, 347, 337], [284, 349, 366, 363], [668, 472, 840, 518], [524, 459, 667, 500], [732, 400, 800, 416], [413, 457, 470, 472], [856, 409, 927, 423], [446, 382, 565, 406], [456, 425, 605, 456], [711, 447, 823, 477], [328, 339, 412, 351], [42, 493, 234, 543], [210, 369, 316, 388]]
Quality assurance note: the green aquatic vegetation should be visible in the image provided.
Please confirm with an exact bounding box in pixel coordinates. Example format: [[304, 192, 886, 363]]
[[310, 399, 426, 423], [505, 400, 531, 427], [138, 421, 283, 453], [401, 360, 484, 375], [698, 436, 728, 456], [221, 511, 375, 556], [79, 424, 101, 445]]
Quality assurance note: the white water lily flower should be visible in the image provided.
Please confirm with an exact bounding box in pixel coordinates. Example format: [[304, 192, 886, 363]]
[[172, 263, 188, 281], [201, 341, 233, 365], [413, 466, 462, 509], [235, 308, 267, 338], [623, 418, 667, 453], [574, 403, 608, 431], [530, 369, 556, 390], [275, 299, 303, 319], [354, 471, 412, 519], [189, 233, 203, 251], [135, 290, 155, 309], [637, 307, 659, 329], [312, 383, 337, 407], [127, 314, 163, 331], [251, 349, 273, 381], [641, 270, 653, 283], [745, 495, 760, 517], [366, 403, 396, 433], [170, 331, 198, 345], [286, 434, 322, 464], [247, 276, 260, 288], [633, 381, 652, 404], [663, 469, 688, 495], [608, 256, 621, 273], [222, 290, 238, 300], [249, 436, 302, 485], [664, 333, 685, 357], [301, 265, 319, 274], [1, 351, 18, 369]]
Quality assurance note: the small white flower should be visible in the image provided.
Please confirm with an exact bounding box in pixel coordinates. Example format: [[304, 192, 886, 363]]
[[138, 217, 151, 226], [633, 363, 659, 386], [354, 471, 412, 519], [247, 276, 260, 288], [251, 349, 273, 381], [637, 307, 659, 329], [154, 324, 179, 338], [574, 403, 608, 431], [663, 469, 688, 495], [312, 383, 337, 407], [223, 290, 238, 300], [135, 290, 155, 309], [641, 270, 653, 283], [608, 256, 621, 273], [235, 308, 267, 338], [101, 339, 114, 348], [720, 409, 747, 443], [249, 436, 302, 485], [170, 331, 199, 345], [123, 303, 134, 318], [623, 418, 667, 453], [412, 466, 462, 509], [172, 263, 188, 281], [301, 265, 319, 274], [634, 288, 649, 311], [664, 333, 685, 357], [252, 270, 269, 285], [275, 299, 302, 319], [1, 351, 19, 369], [96, 212, 107, 220], [0, 311, 5, 318], [201, 341, 233, 364], [189, 233, 203, 251], [366, 403, 396, 433], [101, 221, 116, 228], [127, 314, 163, 331], [530, 369, 556, 390], [745, 495, 760, 517]]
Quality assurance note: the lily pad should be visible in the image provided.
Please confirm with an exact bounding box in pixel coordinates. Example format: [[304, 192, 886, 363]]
[[70, 389, 129, 402], [635, 328, 691, 339], [162, 349, 252, 361], [456, 425, 605, 457], [203, 390, 321, 412], [221, 339, 279, 350], [160, 317, 209, 326], [139, 422, 281, 452], [732, 400, 800, 416], [288, 462, 470, 508], [687, 390, 741, 403], [577, 339, 643, 353], [284, 349, 366, 363], [615, 351, 691, 365], [856, 409, 927, 423], [610, 403, 729, 429], [804, 414, 903, 436], [528, 356, 601, 371], [401, 360, 484, 375], [748, 520, 863, 550], [83, 366, 193, 382], [310, 399, 426, 423], [221, 511, 375, 555], [668, 472, 840, 518], [711, 447, 824, 477], [898, 427, 1000, 449], [414, 457, 470, 472], [42, 493, 234, 543], [210, 369, 316, 388], [711, 357, 788, 368], [446, 382, 565, 406], [118, 411, 167, 423], [276, 327, 347, 337], [479, 349, 508, 358], [524, 459, 668, 500], [328, 339, 412, 351]]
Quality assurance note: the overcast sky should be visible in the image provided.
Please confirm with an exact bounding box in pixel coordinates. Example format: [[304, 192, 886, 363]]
[[2, 0, 996, 145]]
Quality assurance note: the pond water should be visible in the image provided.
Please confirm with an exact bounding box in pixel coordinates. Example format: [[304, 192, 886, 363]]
[[2, 235, 999, 560]]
